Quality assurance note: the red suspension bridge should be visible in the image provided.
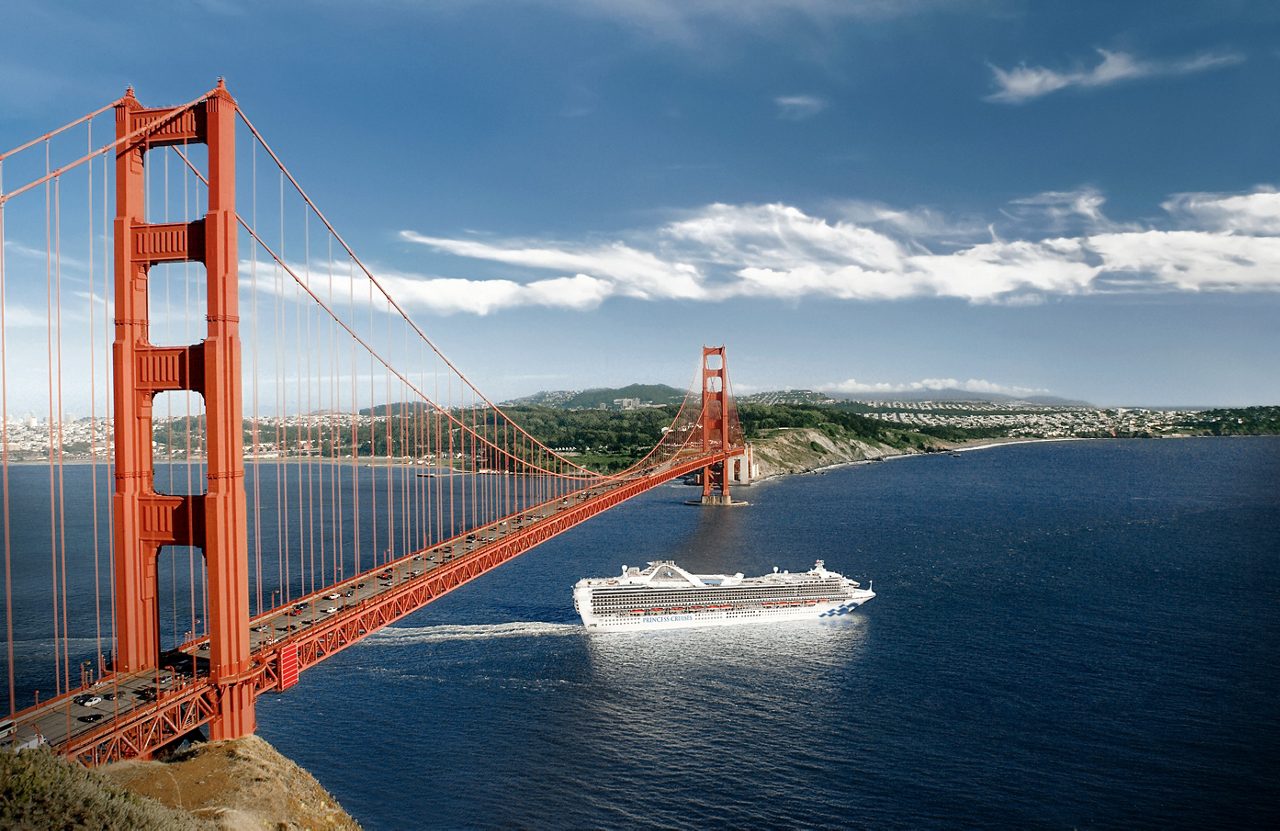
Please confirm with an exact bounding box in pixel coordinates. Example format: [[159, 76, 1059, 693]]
[[0, 81, 747, 764]]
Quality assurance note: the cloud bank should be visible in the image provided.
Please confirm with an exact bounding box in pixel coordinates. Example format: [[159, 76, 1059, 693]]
[[986, 48, 1244, 104], [393, 184, 1280, 315]]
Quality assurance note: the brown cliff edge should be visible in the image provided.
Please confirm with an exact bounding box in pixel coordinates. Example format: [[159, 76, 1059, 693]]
[[2, 735, 360, 831]]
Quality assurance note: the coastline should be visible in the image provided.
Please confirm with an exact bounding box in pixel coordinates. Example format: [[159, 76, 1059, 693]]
[[744, 432, 1276, 485], [745, 431, 1099, 485]]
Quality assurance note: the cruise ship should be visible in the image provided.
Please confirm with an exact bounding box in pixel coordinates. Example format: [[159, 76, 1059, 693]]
[[573, 560, 874, 631]]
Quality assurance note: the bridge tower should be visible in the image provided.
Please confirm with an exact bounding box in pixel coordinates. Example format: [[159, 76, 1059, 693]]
[[699, 345, 735, 506], [112, 81, 254, 740]]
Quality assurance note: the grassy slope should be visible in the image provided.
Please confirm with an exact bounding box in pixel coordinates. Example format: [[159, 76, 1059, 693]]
[[0, 748, 212, 831], [2, 735, 361, 831]]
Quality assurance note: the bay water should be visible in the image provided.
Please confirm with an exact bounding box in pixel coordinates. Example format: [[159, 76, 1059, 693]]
[[248, 437, 1280, 829]]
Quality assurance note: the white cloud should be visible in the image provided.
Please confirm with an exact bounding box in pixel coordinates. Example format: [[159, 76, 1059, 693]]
[[664, 203, 1098, 303], [820, 377, 1048, 397], [395, 183, 1280, 314], [987, 48, 1244, 104], [1087, 230, 1280, 292], [400, 231, 706, 301], [829, 199, 977, 240], [907, 237, 1097, 301], [774, 94, 827, 120], [239, 257, 616, 317], [1161, 188, 1280, 234], [1007, 187, 1109, 229], [666, 202, 904, 272]]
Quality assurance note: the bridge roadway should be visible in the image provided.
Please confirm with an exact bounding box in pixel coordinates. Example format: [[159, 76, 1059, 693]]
[[3, 450, 723, 764]]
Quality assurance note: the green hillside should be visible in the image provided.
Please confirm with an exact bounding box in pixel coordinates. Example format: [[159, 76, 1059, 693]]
[[510, 384, 687, 409]]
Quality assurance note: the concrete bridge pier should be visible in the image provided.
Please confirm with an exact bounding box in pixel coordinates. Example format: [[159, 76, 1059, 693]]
[[724, 444, 757, 488], [690, 444, 754, 506]]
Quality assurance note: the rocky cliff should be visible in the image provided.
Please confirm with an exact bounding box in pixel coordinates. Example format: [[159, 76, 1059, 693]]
[[2, 735, 360, 831], [750, 427, 909, 480], [101, 735, 360, 831]]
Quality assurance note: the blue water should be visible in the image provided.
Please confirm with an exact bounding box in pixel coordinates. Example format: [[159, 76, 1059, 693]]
[[243, 438, 1280, 830]]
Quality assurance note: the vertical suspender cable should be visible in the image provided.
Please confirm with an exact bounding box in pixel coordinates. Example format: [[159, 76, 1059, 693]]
[[55, 174, 72, 693], [87, 128, 103, 675], [0, 154, 14, 713], [447, 374, 454, 540], [366, 272, 373, 563], [163, 151, 177, 646], [276, 169, 287, 601], [44, 142, 62, 697], [295, 238, 306, 594], [101, 138, 115, 663], [250, 136, 263, 615], [383, 304, 392, 561], [182, 145, 196, 642], [302, 212, 313, 594], [328, 236, 339, 582], [325, 236, 335, 576], [349, 256, 359, 577], [401, 324, 410, 554], [434, 371, 442, 546]]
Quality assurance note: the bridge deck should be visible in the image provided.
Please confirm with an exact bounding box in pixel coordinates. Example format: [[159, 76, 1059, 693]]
[[4, 452, 722, 763]]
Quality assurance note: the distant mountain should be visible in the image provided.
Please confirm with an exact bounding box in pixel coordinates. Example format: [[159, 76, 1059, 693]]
[[739, 387, 1090, 407], [504, 384, 687, 410], [360, 385, 1089, 415], [825, 389, 1092, 407]]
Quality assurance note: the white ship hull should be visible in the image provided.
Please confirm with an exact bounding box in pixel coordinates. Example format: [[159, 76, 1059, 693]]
[[578, 592, 874, 631], [574, 560, 875, 632]]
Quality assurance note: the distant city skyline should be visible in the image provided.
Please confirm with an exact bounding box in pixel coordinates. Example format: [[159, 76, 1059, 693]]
[[3, 1, 1278, 407]]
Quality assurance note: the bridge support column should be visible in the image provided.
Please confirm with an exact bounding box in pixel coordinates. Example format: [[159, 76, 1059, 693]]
[[697, 346, 742, 506], [725, 444, 756, 487], [112, 81, 255, 741]]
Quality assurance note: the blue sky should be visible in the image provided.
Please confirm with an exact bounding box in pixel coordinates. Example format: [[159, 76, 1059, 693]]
[[2, 0, 1279, 407]]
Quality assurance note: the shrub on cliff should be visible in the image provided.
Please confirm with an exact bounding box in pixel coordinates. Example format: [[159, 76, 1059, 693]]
[[0, 747, 211, 830]]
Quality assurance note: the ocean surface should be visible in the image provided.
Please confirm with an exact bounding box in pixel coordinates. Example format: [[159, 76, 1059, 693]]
[[3, 438, 1277, 828], [248, 438, 1279, 830]]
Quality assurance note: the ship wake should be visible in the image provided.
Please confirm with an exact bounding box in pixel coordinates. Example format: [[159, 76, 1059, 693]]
[[366, 622, 581, 646]]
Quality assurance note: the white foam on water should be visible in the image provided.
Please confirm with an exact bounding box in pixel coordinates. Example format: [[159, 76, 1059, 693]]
[[366, 621, 581, 646]]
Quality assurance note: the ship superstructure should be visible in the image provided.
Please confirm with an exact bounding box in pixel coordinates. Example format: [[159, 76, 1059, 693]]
[[573, 560, 874, 631]]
